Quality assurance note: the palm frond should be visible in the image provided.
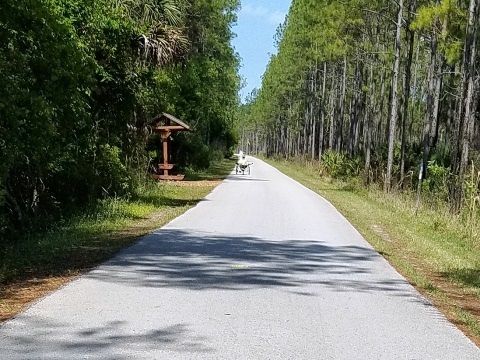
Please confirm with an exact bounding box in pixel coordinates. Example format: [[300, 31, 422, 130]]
[[115, 0, 189, 66], [115, 0, 182, 27], [135, 25, 189, 66]]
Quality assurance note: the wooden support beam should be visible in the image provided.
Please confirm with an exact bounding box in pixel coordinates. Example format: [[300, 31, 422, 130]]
[[155, 126, 189, 132], [150, 174, 185, 181], [162, 135, 169, 176]]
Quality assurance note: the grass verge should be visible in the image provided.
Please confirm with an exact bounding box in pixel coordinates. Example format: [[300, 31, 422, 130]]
[[0, 159, 234, 322], [265, 158, 480, 347]]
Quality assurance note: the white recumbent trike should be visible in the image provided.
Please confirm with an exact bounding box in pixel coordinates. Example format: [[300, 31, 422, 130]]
[[233, 151, 253, 175]]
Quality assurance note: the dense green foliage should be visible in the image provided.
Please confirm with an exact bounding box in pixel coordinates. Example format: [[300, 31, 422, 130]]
[[0, 0, 240, 239], [242, 0, 480, 214]]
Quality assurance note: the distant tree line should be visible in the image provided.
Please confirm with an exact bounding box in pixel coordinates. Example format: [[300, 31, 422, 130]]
[[0, 0, 240, 239], [240, 0, 480, 213]]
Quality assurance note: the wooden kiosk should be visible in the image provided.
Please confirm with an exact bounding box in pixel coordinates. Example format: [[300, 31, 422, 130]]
[[148, 113, 191, 181]]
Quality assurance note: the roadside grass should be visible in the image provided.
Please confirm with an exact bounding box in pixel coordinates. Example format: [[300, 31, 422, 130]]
[[265, 158, 480, 345], [0, 159, 234, 321]]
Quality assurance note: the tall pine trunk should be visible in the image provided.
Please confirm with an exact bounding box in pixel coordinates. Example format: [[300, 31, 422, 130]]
[[385, 0, 403, 191], [336, 57, 347, 153], [451, 0, 479, 212], [365, 62, 375, 185], [400, 0, 416, 184], [318, 62, 327, 159], [328, 66, 337, 150]]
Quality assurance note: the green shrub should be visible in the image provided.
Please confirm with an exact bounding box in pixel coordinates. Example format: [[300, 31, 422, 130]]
[[172, 134, 212, 170], [94, 145, 131, 197], [321, 150, 362, 179], [321, 150, 347, 177], [422, 160, 450, 201]]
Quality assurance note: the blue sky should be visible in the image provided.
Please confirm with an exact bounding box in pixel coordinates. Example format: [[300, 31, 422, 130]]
[[232, 0, 292, 102]]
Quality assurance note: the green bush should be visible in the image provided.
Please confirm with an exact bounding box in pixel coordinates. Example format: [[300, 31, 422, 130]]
[[321, 150, 362, 179], [173, 134, 212, 170], [94, 145, 131, 197], [422, 160, 450, 201], [321, 150, 346, 177], [224, 128, 239, 158]]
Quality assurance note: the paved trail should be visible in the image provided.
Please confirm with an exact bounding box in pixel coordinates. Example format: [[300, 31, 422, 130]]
[[1, 158, 479, 359]]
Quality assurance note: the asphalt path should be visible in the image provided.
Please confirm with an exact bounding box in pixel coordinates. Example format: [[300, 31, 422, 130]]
[[1, 157, 479, 359]]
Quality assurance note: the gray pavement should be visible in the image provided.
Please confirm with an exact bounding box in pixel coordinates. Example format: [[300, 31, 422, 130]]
[[0, 157, 479, 359]]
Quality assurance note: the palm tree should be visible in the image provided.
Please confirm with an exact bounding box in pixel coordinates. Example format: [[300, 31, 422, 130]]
[[114, 0, 189, 66]]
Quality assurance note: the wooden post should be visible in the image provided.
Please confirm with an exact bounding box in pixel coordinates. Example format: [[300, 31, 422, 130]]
[[161, 131, 171, 176]]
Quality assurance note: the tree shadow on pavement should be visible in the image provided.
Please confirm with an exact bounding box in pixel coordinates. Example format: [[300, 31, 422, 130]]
[[0, 316, 212, 359], [0, 231, 436, 359], [225, 176, 270, 182], [88, 229, 427, 303]]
